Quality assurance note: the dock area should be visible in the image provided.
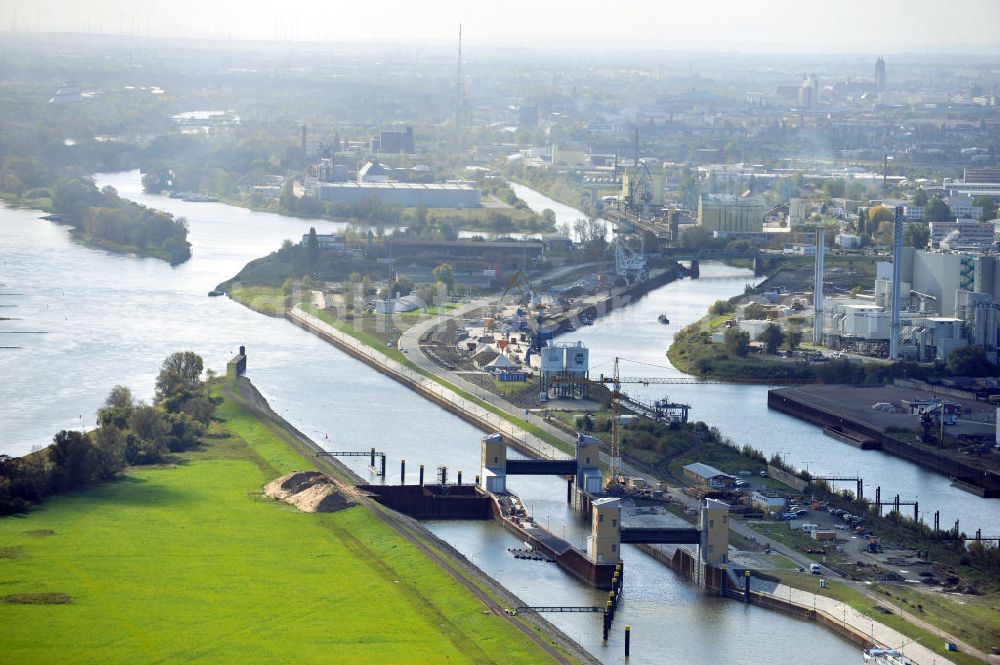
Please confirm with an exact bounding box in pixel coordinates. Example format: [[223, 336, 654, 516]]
[[768, 384, 1000, 495]]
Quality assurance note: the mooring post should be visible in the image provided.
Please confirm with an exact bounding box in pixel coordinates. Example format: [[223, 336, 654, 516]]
[[913, 501, 918, 522], [457, 470, 462, 485], [624, 625, 631, 659], [602, 607, 610, 642], [566, 477, 573, 504], [370, 447, 375, 468], [401, 459, 406, 485], [744, 569, 751, 602], [419, 464, 425, 486], [380, 454, 386, 477]]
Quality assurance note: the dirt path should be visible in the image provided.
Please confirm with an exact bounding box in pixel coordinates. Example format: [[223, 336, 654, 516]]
[[223, 379, 596, 665]]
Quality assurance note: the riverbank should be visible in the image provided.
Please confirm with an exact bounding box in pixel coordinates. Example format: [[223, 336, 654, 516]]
[[276, 300, 991, 664], [0, 378, 586, 665], [667, 311, 818, 383]]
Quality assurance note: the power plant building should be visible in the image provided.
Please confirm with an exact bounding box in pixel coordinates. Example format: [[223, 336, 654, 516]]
[[821, 249, 999, 362]]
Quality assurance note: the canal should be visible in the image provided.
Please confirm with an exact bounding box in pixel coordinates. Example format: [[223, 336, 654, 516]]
[[0, 171, 905, 663]]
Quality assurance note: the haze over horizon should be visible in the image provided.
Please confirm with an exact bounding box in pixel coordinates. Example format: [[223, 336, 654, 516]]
[[3, 0, 1000, 54]]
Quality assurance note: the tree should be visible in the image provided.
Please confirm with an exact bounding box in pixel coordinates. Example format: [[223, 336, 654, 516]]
[[542, 208, 556, 226], [904, 222, 929, 249], [724, 326, 750, 357], [743, 303, 766, 320], [306, 227, 319, 268], [49, 430, 95, 491], [866, 205, 894, 236], [924, 198, 953, 224], [822, 179, 845, 199], [785, 329, 803, 352], [973, 196, 998, 222], [104, 385, 134, 410], [758, 323, 786, 354], [680, 225, 712, 250], [947, 346, 997, 377], [155, 352, 204, 403], [912, 189, 928, 207], [432, 263, 455, 293], [709, 300, 735, 316]]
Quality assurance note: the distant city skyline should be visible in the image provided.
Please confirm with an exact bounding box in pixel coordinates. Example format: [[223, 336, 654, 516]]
[[3, 0, 1000, 53]]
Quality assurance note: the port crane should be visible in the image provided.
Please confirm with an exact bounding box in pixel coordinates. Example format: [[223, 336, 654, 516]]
[[597, 357, 693, 488]]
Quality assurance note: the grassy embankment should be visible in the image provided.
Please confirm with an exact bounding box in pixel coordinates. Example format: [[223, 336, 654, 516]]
[[0, 387, 567, 664], [225, 284, 571, 455], [296, 302, 573, 456]]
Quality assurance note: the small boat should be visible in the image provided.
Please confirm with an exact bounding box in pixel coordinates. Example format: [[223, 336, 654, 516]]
[[863, 648, 915, 665], [207, 290, 223, 297], [658, 314, 670, 325]]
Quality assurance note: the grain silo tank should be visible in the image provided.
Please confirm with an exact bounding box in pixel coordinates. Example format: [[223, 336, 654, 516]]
[[566, 343, 589, 375], [540, 345, 566, 373]]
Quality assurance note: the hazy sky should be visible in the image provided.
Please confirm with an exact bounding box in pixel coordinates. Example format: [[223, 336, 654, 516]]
[[3, 0, 1000, 52]]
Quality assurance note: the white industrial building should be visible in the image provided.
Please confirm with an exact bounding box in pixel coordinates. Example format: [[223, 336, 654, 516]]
[[819, 249, 999, 362], [539, 341, 590, 399]]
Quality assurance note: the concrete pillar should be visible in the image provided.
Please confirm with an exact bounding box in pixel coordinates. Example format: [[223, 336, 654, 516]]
[[889, 206, 904, 359], [588, 497, 621, 564], [576, 433, 602, 495], [479, 432, 507, 494], [699, 498, 730, 567], [813, 228, 825, 345]]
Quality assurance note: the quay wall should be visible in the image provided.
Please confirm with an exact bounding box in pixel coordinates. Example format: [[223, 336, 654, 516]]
[[768, 389, 1000, 494]]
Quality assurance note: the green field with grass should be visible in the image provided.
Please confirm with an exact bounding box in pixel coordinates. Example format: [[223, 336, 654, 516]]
[[0, 391, 562, 664]]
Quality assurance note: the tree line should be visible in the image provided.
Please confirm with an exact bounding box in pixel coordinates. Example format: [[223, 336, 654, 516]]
[[53, 181, 191, 264], [0, 352, 215, 515]]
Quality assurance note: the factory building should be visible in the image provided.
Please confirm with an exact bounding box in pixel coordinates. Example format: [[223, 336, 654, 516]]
[[697, 194, 766, 234], [821, 250, 999, 361]]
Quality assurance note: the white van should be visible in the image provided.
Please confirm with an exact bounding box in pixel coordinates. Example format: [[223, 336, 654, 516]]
[[810, 563, 821, 574]]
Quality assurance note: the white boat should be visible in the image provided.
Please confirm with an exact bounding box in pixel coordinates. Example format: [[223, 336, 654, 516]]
[[863, 648, 915, 665]]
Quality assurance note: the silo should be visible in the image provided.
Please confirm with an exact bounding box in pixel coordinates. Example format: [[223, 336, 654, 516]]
[[567, 343, 589, 376]]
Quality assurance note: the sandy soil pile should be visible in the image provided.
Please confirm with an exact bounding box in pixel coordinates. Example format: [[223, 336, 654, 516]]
[[264, 471, 355, 513]]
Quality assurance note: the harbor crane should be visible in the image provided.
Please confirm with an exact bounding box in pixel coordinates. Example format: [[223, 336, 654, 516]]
[[597, 357, 690, 488], [557, 357, 691, 489]]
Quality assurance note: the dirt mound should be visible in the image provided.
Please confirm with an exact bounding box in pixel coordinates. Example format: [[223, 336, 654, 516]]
[[264, 471, 355, 513], [286, 482, 354, 513], [264, 471, 327, 500]]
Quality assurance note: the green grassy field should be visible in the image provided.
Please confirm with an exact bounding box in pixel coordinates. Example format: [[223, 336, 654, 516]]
[[0, 391, 562, 664]]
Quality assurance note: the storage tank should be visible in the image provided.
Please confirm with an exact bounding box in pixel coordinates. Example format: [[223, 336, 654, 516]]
[[566, 343, 589, 375], [540, 346, 565, 373]]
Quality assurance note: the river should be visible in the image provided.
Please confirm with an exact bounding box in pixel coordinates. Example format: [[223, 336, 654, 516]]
[[0, 170, 898, 664]]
